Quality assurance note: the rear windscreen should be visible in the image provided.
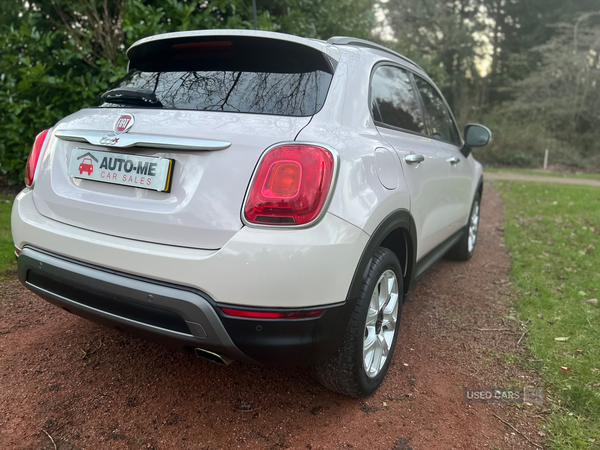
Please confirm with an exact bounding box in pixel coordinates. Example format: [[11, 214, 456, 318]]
[[97, 69, 333, 116], [96, 37, 335, 117]]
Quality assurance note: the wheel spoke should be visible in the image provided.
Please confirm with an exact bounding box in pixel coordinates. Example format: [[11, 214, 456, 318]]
[[364, 328, 377, 352], [383, 289, 398, 315], [378, 273, 389, 310], [380, 334, 389, 357], [370, 285, 379, 310], [369, 337, 383, 375], [382, 313, 396, 331], [366, 306, 378, 327], [386, 275, 395, 304]]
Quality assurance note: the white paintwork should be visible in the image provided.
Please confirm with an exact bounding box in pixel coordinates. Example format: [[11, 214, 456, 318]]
[[433, 140, 482, 236], [34, 109, 311, 250], [13, 190, 368, 308], [13, 31, 487, 313], [296, 44, 482, 259], [377, 128, 452, 259], [374, 147, 399, 190]]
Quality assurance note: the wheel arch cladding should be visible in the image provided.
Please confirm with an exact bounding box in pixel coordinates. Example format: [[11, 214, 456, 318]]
[[346, 209, 417, 300]]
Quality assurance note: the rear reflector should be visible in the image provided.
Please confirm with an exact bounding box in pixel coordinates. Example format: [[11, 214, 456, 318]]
[[221, 308, 324, 319], [244, 144, 335, 225], [25, 129, 49, 187]]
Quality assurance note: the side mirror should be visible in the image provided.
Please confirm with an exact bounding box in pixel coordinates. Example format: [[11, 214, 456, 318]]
[[465, 124, 491, 147], [461, 124, 492, 157]]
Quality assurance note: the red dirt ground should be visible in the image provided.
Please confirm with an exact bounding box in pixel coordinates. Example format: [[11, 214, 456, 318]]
[[0, 184, 546, 449]]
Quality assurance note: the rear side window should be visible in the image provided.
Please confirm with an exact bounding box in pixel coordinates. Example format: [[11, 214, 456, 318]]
[[414, 76, 460, 145], [371, 66, 425, 134], [97, 37, 335, 117]]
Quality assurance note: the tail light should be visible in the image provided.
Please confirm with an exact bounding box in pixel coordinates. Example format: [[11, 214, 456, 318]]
[[221, 307, 324, 319], [243, 144, 335, 226], [25, 129, 49, 187]]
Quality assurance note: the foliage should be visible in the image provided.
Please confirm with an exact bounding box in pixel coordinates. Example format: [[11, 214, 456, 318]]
[[0, 0, 374, 185], [496, 180, 600, 448], [506, 16, 600, 163], [0, 195, 15, 275], [379, 0, 487, 122], [377, 0, 600, 171]]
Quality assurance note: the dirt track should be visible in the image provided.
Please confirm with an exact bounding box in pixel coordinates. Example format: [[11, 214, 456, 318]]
[[484, 171, 600, 187], [0, 184, 546, 450]]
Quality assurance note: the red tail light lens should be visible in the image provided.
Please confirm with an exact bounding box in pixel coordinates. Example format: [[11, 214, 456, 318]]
[[221, 307, 324, 319], [25, 129, 49, 187], [244, 144, 335, 225]]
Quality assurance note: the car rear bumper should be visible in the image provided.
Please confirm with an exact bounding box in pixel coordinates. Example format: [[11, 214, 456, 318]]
[[18, 246, 356, 365], [13, 188, 368, 365], [12, 189, 368, 309]]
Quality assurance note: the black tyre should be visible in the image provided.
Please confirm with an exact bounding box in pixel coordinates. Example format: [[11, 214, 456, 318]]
[[447, 193, 481, 261], [312, 247, 403, 397]]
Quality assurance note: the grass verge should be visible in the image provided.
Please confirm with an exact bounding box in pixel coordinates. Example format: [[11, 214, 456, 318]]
[[486, 168, 600, 180], [494, 181, 600, 449], [0, 194, 16, 276]]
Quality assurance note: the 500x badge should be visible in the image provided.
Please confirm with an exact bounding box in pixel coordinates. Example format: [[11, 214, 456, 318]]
[[99, 136, 120, 146]]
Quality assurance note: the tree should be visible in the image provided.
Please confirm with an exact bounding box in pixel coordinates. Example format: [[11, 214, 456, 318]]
[[378, 0, 490, 122], [0, 0, 375, 185], [508, 13, 600, 159]]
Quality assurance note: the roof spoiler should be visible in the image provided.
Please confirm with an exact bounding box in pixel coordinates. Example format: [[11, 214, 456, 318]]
[[127, 30, 339, 74]]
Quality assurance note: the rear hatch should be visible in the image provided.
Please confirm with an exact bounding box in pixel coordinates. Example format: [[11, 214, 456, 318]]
[[32, 32, 337, 249]]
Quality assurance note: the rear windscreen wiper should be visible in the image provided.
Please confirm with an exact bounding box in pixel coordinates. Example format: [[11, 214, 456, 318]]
[[101, 88, 163, 108]]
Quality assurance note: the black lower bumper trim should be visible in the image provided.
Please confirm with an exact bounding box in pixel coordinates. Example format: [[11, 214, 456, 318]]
[[27, 270, 191, 335], [217, 299, 356, 366], [18, 246, 355, 366]]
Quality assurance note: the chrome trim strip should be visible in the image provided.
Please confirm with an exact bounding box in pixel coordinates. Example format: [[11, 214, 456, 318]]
[[55, 130, 231, 151], [240, 141, 340, 230]]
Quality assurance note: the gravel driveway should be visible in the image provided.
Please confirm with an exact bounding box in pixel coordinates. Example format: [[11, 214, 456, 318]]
[[0, 185, 545, 450]]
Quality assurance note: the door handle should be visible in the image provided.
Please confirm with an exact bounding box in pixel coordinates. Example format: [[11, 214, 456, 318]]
[[405, 154, 425, 165], [447, 156, 461, 165]]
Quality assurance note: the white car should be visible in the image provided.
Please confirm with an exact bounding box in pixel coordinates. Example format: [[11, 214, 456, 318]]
[[12, 30, 490, 397]]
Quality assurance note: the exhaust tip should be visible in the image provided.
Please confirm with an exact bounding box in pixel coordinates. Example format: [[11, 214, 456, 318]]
[[194, 348, 234, 366]]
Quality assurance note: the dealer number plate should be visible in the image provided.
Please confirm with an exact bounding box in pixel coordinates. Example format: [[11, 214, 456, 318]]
[[68, 148, 174, 192]]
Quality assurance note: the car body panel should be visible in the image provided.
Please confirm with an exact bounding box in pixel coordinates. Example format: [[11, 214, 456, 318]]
[[376, 126, 452, 260], [33, 109, 311, 250], [433, 139, 480, 235], [14, 189, 368, 308]]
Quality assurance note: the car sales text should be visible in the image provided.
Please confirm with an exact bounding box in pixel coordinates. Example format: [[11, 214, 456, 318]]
[[99, 157, 156, 186]]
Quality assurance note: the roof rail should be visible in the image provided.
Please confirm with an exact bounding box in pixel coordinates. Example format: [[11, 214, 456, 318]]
[[327, 37, 424, 72]]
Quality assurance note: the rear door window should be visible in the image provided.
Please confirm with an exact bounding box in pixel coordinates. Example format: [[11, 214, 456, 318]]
[[370, 65, 425, 134], [414, 76, 461, 145]]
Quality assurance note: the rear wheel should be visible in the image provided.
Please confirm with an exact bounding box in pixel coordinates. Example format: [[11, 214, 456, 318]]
[[447, 193, 481, 261], [312, 247, 402, 397]]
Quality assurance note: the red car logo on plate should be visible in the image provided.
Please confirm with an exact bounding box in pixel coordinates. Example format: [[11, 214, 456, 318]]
[[114, 114, 134, 134], [78, 158, 94, 175]]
